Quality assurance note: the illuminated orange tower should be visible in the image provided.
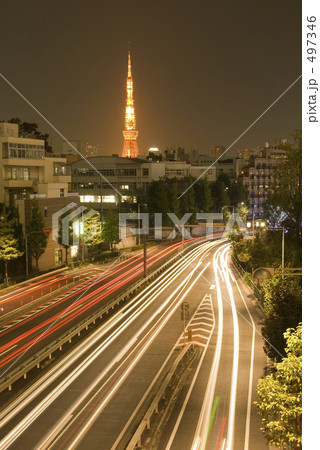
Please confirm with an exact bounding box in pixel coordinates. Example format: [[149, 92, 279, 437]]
[[122, 50, 139, 158]]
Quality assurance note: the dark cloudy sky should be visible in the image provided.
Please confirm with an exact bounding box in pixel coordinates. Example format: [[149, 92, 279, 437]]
[[0, 0, 301, 156]]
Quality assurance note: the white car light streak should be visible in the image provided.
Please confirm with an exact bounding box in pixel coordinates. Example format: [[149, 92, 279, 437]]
[[0, 242, 217, 449], [190, 249, 225, 450]]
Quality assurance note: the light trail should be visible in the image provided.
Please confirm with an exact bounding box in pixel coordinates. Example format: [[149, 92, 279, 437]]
[[0, 241, 217, 449], [222, 246, 240, 450], [233, 275, 256, 450], [0, 243, 213, 429], [58, 263, 211, 450], [164, 290, 217, 450], [190, 245, 227, 450], [0, 242, 190, 370]]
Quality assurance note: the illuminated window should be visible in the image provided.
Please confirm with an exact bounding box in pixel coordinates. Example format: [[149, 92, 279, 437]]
[[71, 245, 78, 258], [102, 195, 116, 203], [54, 249, 62, 265]]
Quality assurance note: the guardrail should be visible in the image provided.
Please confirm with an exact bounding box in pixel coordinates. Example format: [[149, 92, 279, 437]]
[[0, 237, 220, 393], [126, 344, 192, 449], [231, 255, 260, 295]]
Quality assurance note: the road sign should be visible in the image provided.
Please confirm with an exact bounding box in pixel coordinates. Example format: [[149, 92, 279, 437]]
[[42, 227, 52, 237], [181, 302, 190, 321]]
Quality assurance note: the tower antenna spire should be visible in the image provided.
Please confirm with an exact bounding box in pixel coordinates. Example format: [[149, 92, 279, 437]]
[[122, 48, 139, 158]]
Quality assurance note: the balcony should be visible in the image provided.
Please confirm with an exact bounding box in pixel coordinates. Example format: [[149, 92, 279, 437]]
[[3, 178, 38, 188]]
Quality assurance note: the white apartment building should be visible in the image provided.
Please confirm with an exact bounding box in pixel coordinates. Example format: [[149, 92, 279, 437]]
[[0, 122, 70, 206]]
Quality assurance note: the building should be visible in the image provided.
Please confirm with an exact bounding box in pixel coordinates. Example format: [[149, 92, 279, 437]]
[[69, 156, 217, 212], [122, 51, 139, 158], [70, 156, 161, 209], [210, 145, 225, 157], [0, 122, 70, 206], [192, 155, 245, 180], [241, 146, 286, 217], [0, 121, 76, 271], [85, 142, 99, 158], [17, 194, 81, 270]]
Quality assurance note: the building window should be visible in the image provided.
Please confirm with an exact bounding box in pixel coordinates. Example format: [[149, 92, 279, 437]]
[[79, 195, 116, 203], [117, 169, 136, 176], [54, 249, 62, 265], [143, 168, 149, 176], [71, 245, 78, 258], [44, 207, 48, 218], [7, 167, 30, 180]]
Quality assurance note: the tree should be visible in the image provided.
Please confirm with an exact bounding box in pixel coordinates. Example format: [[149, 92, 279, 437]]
[[217, 173, 231, 189], [0, 212, 23, 283], [26, 200, 48, 272], [237, 203, 249, 222], [102, 207, 120, 250], [147, 180, 170, 225], [261, 276, 302, 361], [230, 181, 248, 207], [180, 178, 197, 224], [84, 211, 102, 248], [265, 131, 302, 239], [7, 118, 52, 152], [255, 324, 302, 449], [195, 179, 213, 213], [169, 181, 180, 216], [211, 180, 230, 213]]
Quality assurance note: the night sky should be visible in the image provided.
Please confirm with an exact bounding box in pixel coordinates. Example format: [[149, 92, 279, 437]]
[[0, 0, 301, 157]]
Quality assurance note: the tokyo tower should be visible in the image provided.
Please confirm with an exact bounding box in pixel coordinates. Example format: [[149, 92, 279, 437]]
[[122, 50, 139, 158]]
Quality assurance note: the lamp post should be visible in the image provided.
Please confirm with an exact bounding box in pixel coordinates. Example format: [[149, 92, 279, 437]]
[[137, 203, 148, 277], [137, 204, 141, 246], [25, 230, 47, 277]]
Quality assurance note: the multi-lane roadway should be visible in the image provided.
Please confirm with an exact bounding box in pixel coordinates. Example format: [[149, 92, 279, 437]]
[[0, 239, 267, 449]]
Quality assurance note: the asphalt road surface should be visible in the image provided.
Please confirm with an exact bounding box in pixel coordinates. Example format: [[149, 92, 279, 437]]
[[0, 240, 267, 449]]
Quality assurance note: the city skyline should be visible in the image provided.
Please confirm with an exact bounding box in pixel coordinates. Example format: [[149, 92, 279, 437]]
[[0, 1, 301, 157]]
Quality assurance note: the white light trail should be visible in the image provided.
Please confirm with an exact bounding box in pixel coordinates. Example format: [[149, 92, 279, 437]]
[[190, 248, 225, 450], [0, 241, 217, 449], [222, 247, 239, 450], [233, 276, 256, 450], [0, 243, 216, 430]]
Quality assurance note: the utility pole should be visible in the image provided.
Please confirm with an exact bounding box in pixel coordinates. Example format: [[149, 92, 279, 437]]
[[181, 224, 185, 248], [100, 175, 103, 221], [143, 232, 147, 277], [252, 210, 255, 238], [26, 233, 29, 277], [138, 204, 140, 246]]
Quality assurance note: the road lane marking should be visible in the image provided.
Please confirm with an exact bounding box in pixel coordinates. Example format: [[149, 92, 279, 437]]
[[233, 276, 256, 450], [0, 242, 217, 448], [0, 345, 17, 357], [222, 247, 240, 450], [190, 249, 224, 450]]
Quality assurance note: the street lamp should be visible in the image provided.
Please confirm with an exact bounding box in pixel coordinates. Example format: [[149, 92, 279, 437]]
[[25, 230, 47, 277]]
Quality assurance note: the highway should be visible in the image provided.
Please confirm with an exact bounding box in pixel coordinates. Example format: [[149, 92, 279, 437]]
[[0, 240, 193, 375], [0, 239, 267, 449]]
